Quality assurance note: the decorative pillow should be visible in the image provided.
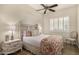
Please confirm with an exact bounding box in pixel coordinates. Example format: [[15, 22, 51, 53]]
[[26, 31, 32, 36]]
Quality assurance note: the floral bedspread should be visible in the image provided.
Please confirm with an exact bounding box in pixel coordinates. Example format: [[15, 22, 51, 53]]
[[40, 35, 63, 55]]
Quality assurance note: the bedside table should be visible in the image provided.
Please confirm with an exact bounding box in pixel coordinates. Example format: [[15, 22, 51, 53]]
[[2, 39, 22, 55]]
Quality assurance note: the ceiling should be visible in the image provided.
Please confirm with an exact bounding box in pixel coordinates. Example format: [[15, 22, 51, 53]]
[[29, 4, 76, 14], [29, 4, 76, 10], [0, 4, 77, 25], [0, 4, 35, 25]]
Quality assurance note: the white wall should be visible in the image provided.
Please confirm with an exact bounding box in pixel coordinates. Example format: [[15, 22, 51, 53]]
[[20, 13, 42, 25], [43, 6, 77, 37], [77, 5, 79, 47], [0, 5, 43, 41]]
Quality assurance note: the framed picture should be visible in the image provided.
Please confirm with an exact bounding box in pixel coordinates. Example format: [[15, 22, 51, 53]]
[[5, 35, 9, 41], [11, 32, 14, 40]]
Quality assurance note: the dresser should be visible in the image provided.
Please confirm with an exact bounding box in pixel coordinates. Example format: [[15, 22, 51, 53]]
[[2, 39, 22, 55]]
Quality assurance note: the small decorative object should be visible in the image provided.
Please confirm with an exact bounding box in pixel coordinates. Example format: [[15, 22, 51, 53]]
[[5, 35, 9, 41], [11, 31, 14, 40], [35, 24, 38, 29], [9, 24, 15, 40], [21, 31, 23, 41], [26, 31, 32, 36]]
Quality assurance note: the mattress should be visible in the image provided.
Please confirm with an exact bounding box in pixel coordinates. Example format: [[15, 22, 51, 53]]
[[23, 34, 50, 47]]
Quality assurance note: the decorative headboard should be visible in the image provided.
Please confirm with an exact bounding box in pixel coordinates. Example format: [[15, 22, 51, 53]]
[[20, 24, 39, 40]]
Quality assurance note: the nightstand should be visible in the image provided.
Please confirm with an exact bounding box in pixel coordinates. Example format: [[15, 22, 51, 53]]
[[2, 39, 22, 55]]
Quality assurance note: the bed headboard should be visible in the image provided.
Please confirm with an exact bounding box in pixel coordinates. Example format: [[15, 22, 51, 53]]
[[20, 24, 39, 40]]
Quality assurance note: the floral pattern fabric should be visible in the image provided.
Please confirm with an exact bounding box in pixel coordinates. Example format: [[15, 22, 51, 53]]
[[40, 35, 63, 55]]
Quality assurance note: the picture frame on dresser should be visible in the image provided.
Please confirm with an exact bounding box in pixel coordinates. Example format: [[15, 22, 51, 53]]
[[11, 33, 14, 40], [5, 35, 9, 41]]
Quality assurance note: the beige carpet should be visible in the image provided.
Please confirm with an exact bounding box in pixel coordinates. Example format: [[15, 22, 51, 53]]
[[63, 44, 79, 55]]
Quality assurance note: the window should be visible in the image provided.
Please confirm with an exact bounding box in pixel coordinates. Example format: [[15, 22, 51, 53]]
[[50, 16, 69, 32], [53, 18, 59, 30], [59, 17, 63, 31], [50, 19, 54, 31], [64, 16, 69, 31]]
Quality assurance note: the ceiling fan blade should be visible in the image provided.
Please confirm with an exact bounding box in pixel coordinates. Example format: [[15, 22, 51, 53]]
[[41, 4, 46, 8], [44, 9, 47, 14], [49, 4, 58, 8], [36, 9, 44, 11], [48, 9, 55, 12]]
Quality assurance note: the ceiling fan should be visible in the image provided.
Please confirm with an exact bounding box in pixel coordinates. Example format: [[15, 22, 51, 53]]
[[36, 4, 58, 14]]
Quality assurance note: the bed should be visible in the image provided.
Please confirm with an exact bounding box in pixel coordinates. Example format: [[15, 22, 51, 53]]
[[20, 24, 63, 55], [23, 34, 63, 55]]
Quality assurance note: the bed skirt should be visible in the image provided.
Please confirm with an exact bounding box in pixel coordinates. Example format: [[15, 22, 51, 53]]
[[23, 42, 41, 55]]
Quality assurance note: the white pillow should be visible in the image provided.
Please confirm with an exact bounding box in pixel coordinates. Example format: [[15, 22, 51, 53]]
[[32, 30, 40, 36]]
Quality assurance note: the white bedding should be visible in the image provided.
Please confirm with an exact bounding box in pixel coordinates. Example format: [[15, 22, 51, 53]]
[[23, 34, 50, 47]]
